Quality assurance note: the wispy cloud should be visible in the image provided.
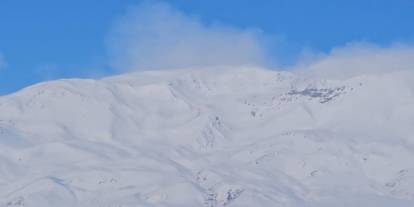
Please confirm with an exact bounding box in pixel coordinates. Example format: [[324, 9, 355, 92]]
[[105, 1, 414, 80], [293, 42, 414, 79], [106, 2, 269, 71], [0, 52, 7, 70]]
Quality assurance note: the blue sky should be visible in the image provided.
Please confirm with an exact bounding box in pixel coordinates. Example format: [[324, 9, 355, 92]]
[[1, 0, 414, 95]]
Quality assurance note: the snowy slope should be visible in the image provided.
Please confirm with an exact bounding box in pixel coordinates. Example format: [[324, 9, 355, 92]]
[[0, 66, 414, 207]]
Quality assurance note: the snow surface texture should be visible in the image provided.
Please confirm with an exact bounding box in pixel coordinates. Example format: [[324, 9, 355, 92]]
[[0, 66, 414, 207]]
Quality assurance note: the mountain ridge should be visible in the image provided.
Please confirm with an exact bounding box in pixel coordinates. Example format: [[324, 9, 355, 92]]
[[0, 66, 413, 206]]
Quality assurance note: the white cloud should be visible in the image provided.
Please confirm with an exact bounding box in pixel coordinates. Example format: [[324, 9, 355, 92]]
[[106, 2, 268, 71], [293, 42, 414, 79], [105, 2, 414, 79]]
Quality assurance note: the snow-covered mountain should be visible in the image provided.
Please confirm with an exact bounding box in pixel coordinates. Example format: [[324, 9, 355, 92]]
[[1, 66, 414, 207]]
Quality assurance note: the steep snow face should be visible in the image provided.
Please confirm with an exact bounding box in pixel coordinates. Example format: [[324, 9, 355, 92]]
[[0, 66, 414, 207]]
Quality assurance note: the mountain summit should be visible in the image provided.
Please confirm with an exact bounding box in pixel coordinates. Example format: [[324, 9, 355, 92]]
[[1, 67, 414, 206]]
